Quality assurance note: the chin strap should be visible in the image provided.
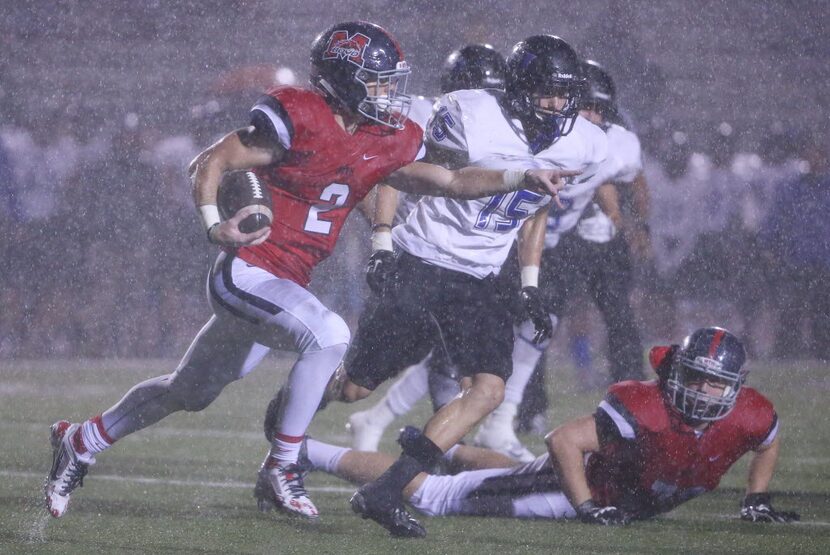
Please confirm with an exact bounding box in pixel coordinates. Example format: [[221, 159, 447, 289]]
[[525, 119, 561, 154], [502, 95, 565, 154], [312, 76, 353, 115]]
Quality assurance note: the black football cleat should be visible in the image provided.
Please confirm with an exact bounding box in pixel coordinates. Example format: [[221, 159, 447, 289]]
[[350, 489, 426, 538]]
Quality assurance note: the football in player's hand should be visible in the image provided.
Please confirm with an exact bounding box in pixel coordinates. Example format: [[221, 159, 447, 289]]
[[218, 171, 273, 233]]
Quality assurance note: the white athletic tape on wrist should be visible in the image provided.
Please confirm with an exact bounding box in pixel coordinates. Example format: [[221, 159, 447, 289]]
[[521, 265, 539, 288], [503, 169, 527, 189], [198, 204, 221, 232], [371, 230, 393, 252]]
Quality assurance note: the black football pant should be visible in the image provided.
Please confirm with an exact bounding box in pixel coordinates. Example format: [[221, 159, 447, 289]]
[[519, 233, 645, 428]]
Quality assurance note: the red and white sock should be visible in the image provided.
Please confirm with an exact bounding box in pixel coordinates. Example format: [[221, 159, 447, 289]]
[[71, 415, 114, 461], [268, 432, 303, 466]]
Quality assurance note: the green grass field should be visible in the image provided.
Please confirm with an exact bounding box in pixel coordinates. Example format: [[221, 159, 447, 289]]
[[1, 357, 828, 554]]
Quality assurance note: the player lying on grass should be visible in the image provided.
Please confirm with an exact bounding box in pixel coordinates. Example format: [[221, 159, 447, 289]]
[[291, 327, 798, 534]]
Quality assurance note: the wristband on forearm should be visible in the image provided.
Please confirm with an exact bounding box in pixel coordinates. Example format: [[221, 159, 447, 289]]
[[521, 265, 539, 288], [503, 169, 529, 189], [198, 204, 221, 231]]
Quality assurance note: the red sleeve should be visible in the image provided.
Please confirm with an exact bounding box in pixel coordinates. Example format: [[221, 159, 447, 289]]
[[261, 86, 330, 148], [597, 381, 669, 440], [403, 119, 425, 165], [729, 387, 778, 449]]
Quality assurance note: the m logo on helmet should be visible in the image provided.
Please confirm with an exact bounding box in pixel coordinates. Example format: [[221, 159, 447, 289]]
[[323, 30, 371, 66]]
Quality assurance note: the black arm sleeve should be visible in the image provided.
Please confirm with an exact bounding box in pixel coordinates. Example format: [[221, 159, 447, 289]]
[[593, 409, 624, 447], [238, 95, 293, 152]]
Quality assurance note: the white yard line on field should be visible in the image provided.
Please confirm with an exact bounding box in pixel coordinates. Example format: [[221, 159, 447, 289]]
[[1, 421, 351, 445], [0, 469, 354, 494], [709, 513, 830, 527], [4, 469, 829, 527]]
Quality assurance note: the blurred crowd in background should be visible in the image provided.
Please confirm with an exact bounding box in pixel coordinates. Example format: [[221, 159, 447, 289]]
[[3, 0, 830, 375], [1, 61, 828, 369]]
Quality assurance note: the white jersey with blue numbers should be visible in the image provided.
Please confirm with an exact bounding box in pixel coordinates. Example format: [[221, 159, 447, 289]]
[[547, 122, 643, 248], [394, 95, 436, 224], [392, 89, 608, 279]]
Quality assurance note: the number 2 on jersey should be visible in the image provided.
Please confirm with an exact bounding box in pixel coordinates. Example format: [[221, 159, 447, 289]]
[[304, 183, 350, 234]]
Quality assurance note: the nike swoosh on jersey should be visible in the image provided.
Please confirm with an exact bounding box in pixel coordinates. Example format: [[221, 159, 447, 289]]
[[363, 154, 379, 160]]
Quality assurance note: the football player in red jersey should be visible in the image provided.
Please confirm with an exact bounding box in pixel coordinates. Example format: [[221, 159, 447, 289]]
[[44, 21, 576, 521], [550, 326, 797, 524], [286, 327, 798, 531]]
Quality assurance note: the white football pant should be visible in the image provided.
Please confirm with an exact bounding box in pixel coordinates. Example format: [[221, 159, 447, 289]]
[[99, 253, 349, 446]]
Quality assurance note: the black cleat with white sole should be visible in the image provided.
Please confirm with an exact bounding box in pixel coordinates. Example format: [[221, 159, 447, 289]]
[[350, 489, 426, 538]]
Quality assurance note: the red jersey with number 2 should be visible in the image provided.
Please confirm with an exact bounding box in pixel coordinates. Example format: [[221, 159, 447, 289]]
[[236, 86, 423, 285]]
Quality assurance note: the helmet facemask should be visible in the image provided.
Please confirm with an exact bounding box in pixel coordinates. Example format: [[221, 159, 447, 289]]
[[514, 80, 582, 154], [665, 352, 745, 423], [354, 62, 412, 129], [529, 80, 583, 136]]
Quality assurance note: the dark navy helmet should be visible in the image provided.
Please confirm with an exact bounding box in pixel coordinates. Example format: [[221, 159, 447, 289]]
[[310, 21, 412, 128], [665, 327, 748, 423], [580, 59, 617, 121], [504, 35, 585, 151], [440, 44, 506, 93]]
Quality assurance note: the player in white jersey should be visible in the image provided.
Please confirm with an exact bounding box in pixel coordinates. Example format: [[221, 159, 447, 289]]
[[348, 45, 508, 452], [553, 63, 649, 390], [475, 60, 648, 461], [336, 35, 607, 537], [514, 62, 653, 437]]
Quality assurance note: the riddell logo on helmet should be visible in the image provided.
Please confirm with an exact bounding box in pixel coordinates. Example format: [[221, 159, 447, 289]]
[[323, 30, 371, 65]]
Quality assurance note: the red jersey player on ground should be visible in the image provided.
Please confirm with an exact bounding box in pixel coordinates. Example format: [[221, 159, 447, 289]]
[[44, 21, 575, 521], [288, 326, 798, 532], [551, 326, 798, 524]]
